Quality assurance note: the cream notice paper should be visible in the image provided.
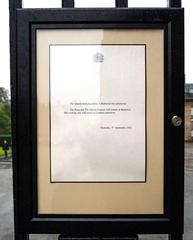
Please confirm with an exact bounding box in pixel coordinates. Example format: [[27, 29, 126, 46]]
[[50, 44, 146, 182]]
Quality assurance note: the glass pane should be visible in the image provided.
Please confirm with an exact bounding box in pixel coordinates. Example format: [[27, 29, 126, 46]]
[[22, 0, 62, 8], [75, 0, 115, 8], [128, 0, 168, 8], [37, 28, 164, 214], [50, 44, 146, 182]]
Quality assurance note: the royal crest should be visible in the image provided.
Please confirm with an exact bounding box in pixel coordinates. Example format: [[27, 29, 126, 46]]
[[93, 52, 104, 63]]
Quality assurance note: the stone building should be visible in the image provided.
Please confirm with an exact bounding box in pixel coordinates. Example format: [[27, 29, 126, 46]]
[[185, 84, 193, 141]]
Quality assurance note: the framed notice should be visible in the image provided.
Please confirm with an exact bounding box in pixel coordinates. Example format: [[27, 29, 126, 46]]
[[50, 43, 146, 183], [13, 8, 184, 239]]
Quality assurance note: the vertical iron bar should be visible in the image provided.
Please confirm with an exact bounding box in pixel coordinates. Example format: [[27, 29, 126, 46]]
[[9, 0, 29, 240], [116, 0, 128, 7], [169, 0, 181, 7], [169, 233, 183, 240], [62, 0, 74, 8]]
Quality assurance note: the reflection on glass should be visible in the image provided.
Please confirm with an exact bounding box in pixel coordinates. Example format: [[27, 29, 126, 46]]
[[50, 44, 146, 182], [22, 0, 62, 8], [75, 0, 115, 8], [128, 0, 168, 7]]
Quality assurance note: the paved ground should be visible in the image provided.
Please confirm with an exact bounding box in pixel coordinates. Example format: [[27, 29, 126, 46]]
[[0, 144, 193, 240]]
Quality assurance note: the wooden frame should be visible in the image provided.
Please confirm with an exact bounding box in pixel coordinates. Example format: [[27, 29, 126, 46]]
[[10, 7, 184, 240]]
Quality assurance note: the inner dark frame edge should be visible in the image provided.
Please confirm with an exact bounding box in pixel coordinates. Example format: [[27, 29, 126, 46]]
[[32, 21, 168, 220], [48, 43, 147, 184]]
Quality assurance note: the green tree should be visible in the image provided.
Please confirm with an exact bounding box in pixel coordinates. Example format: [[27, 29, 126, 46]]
[[0, 88, 11, 135], [0, 87, 10, 103]]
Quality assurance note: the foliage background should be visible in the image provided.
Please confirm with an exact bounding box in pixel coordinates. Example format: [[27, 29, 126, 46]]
[[0, 87, 11, 149]]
